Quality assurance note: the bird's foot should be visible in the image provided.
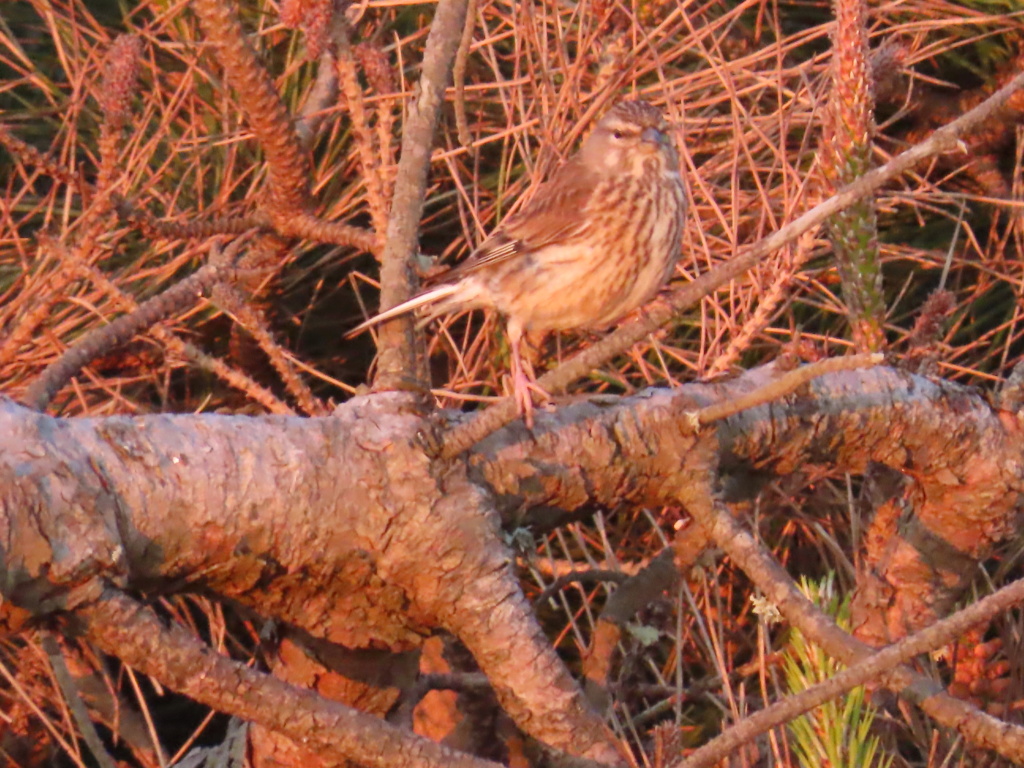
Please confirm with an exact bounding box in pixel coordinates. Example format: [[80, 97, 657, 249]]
[[509, 369, 552, 430]]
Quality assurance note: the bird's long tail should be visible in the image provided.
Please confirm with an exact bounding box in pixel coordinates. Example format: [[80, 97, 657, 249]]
[[346, 283, 461, 338]]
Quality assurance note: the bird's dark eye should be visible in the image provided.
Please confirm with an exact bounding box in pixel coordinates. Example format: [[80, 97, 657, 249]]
[[612, 130, 624, 139]]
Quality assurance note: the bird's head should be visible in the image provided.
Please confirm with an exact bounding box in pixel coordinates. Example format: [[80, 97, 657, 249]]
[[581, 100, 679, 176]]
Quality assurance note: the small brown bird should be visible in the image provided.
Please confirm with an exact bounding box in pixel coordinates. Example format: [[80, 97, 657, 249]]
[[351, 99, 687, 426]]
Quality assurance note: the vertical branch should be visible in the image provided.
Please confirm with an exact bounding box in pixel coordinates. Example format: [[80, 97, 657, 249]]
[[372, 0, 470, 392], [819, 0, 885, 352], [453, 0, 478, 147]]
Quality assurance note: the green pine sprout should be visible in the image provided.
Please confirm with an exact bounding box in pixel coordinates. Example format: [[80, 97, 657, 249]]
[[781, 574, 894, 768]]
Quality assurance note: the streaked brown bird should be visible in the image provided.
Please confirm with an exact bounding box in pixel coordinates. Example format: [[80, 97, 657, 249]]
[[351, 99, 687, 426]]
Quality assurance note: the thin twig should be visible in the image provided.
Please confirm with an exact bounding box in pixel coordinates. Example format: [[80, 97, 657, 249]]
[[535, 568, 631, 607], [118, 200, 378, 253], [0, 243, 81, 368], [191, 0, 311, 215], [212, 283, 326, 416], [0, 123, 86, 195], [117, 201, 270, 240], [693, 353, 883, 426], [333, 22, 389, 244], [281, 212, 379, 254], [168, 334, 294, 415], [41, 633, 119, 768], [819, 0, 885, 352], [295, 49, 339, 149]]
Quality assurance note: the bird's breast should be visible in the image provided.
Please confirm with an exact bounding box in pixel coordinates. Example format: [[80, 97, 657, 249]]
[[481, 170, 685, 333]]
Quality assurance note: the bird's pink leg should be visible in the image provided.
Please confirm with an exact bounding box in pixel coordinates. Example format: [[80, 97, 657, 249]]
[[507, 321, 552, 428], [508, 323, 535, 428]]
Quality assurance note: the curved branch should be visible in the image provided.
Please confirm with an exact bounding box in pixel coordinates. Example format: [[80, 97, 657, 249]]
[[0, 392, 617, 762], [470, 364, 1019, 637], [23, 262, 240, 412], [79, 589, 502, 768]]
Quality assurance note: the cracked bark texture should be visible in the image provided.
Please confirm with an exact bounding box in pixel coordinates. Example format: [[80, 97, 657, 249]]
[[0, 392, 616, 763], [467, 365, 1024, 643], [2, 364, 1024, 763]]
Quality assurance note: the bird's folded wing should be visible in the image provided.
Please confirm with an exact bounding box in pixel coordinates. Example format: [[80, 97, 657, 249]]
[[432, 156, 599, 281]]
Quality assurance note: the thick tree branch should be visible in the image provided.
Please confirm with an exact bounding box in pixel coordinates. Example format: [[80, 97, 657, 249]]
[[469, 364, 1021, 636], [2, 363, 1023, 762], [0, 392, 616, 761], [4, 364, 1019, 643]]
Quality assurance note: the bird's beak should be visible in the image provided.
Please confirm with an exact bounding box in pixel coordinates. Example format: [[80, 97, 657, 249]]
[[641, 127, 667, 146]]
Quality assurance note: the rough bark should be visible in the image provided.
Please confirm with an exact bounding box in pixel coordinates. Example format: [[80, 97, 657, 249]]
[[2, 363, 1023, 762]]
